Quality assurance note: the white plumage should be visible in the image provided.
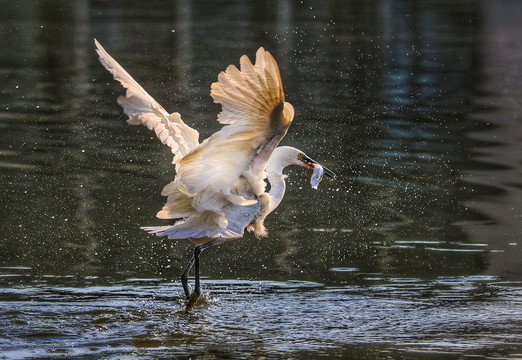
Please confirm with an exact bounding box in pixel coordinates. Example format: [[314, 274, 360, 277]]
[[95, 40, 335, 311]]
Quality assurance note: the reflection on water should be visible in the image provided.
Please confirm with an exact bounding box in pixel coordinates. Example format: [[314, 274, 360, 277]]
[[1, 0, 521, 359]]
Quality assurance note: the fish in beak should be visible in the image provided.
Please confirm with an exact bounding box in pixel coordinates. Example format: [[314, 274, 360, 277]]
[[297, 153, 337, 189]]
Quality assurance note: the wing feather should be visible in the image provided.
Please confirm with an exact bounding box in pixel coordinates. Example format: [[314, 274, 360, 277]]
[[98, 43, 295, 241], [177, 47, 294, 214], [95, 39, 199, 164], [239, 56, 272, 106]]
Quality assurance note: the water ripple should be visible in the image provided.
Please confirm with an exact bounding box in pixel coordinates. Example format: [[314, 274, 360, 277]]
[[0, 276, 520, 358]]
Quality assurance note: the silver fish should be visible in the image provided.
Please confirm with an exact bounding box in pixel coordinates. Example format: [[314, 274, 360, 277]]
[[310, 164, 324, 189]]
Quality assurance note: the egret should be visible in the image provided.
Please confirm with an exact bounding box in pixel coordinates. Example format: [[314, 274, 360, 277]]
[[95, 40, 336, 312]]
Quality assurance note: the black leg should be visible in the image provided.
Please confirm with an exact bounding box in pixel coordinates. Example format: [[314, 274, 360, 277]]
[[184, 238, 229, 312], [185, 245, 204, 312], [193, 246, 202, 297], [181, 254, 195, 299]]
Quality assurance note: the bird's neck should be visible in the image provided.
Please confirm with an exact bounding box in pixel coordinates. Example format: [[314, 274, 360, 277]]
[[266, 158, 290, 213], [265, 148, 296, 213], [266, 170, 286, 213]]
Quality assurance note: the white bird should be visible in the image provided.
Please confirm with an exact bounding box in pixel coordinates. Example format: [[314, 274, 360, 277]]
[[95, 40, 336, 312]]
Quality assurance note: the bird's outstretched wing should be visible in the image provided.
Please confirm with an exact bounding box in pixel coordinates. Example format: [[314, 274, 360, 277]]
[[97, 43, 294, 240], [94, 39, 199, 164], [177, 47, 295, 207]]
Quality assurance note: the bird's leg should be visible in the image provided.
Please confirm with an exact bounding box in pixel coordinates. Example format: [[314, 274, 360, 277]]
[[185, 245, 203, 312], [181, 254, 195, 299], [185, 238, 229, 313]]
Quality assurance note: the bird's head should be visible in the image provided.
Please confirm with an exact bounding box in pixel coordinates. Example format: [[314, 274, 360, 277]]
[[267, 146, 337, 183]]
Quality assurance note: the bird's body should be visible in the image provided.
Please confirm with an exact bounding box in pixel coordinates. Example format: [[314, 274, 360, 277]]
[[95, 40, 336, 311]]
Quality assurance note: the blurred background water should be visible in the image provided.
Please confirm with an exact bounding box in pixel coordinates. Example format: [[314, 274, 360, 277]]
[[1, 0, 521, 359]]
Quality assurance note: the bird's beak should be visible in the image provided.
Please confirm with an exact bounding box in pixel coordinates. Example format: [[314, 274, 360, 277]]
[[321, 164, 337, 180], [298, 154, 337, 180]]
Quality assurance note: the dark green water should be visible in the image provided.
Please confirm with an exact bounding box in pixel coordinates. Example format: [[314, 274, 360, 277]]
[[1, 0, 521, 359]]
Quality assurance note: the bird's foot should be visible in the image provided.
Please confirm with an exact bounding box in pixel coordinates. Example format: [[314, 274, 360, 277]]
[[184, 291, 200, 313]]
